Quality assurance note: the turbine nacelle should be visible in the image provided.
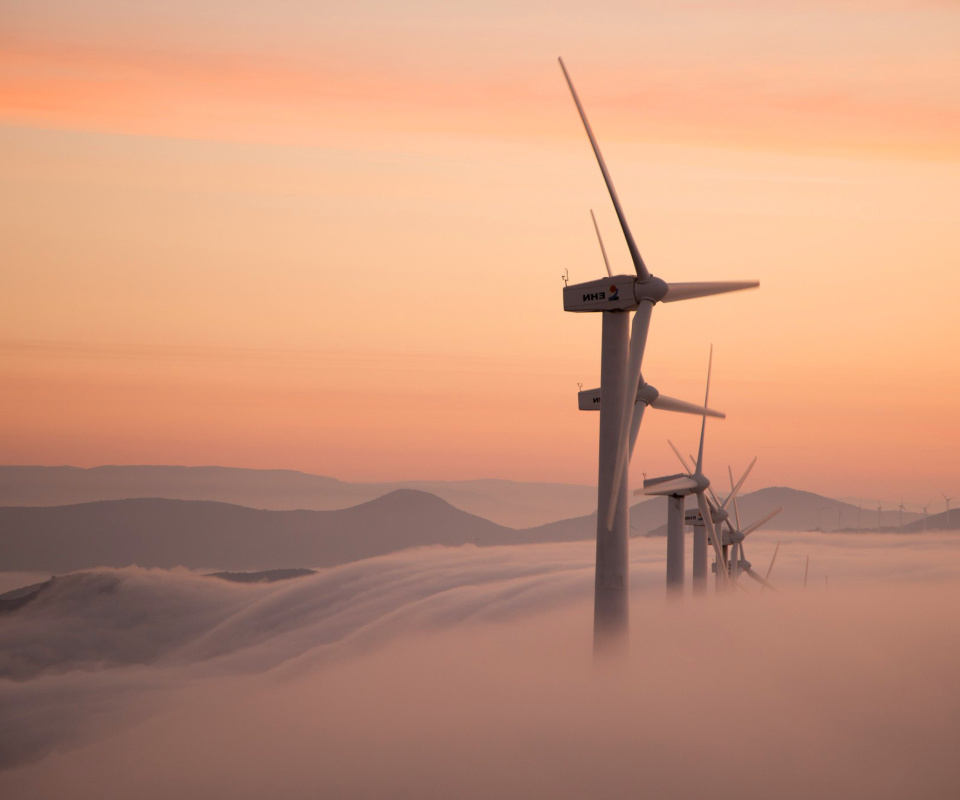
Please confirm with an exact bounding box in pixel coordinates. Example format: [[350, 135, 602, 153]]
[[577, 383, 726, 417], [642, 472, 709, 497], [563, 274, 668, 313], [685, 507, 730, 526]]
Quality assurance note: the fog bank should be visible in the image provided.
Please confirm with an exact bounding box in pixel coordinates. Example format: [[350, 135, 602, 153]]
[[2, 534, 959, 798]]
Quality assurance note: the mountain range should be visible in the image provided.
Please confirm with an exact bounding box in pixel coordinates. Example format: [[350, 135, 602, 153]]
[[0, 465, 596, 528], [0, 471, 950, 574]]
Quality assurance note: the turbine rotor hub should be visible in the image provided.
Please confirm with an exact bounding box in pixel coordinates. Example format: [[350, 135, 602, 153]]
[[634, 275, 669, 304], [635, 383, 660, 406]]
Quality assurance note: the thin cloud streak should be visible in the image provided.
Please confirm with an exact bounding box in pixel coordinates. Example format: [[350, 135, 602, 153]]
[[2, 32, 958, 157]]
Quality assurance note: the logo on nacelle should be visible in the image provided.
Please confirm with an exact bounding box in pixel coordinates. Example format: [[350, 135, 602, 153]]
[[608, 285, 619, 301]]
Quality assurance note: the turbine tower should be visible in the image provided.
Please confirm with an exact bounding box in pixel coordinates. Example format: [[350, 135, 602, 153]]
[[558, 59, 758, 650]]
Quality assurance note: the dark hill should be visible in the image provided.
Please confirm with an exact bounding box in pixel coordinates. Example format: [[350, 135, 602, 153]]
[[0, 490, 515, 572], [0, 465, 597, 528]]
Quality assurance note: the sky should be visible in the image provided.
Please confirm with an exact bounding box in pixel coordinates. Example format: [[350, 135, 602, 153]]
[[2, 1, 959, 505], [2, 535, 960, 795]]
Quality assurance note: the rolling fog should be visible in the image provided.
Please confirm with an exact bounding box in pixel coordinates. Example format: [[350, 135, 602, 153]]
[[2, 534, 960, 799]]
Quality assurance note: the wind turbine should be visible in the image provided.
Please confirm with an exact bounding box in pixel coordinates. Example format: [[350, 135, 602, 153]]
[[943, 492, 954, 529], [577, 355, 727, 591], [922, 499, 933, 531], [723, 467, 782, 589], [639, 349, 732, 595], [558, 58, 759, 647], [641, 349, 768, 594]]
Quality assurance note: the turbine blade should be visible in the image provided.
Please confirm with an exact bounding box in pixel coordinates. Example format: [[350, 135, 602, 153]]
[[668, 440, 694, 474], [764, 540, 781, 583], [742, 507, 782, 538], [707, 486, 722, 510], [695, 346, 713, 475], [558, 58, 649, 281], [605, 301, 653, 530], [590, 209, 613, 278], [698, 490, 727, 589], [661, 281, 759, 303], [627, 396, 646, 461], [746, 568, 777, 592], [721, 457, 757, 511], [650, 395, 725, 418], [642, 475, 699, 496]]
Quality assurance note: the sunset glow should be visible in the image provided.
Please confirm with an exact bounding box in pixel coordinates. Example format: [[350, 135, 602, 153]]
[[2, 1, 959, 502]]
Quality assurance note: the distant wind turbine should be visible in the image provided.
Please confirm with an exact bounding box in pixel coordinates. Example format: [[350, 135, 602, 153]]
[[638, 349, 738, 595], [725, 471, 781, 590]]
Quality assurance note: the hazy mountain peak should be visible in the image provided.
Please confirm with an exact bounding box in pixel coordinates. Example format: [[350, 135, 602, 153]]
[[360, 488, 457, 510]]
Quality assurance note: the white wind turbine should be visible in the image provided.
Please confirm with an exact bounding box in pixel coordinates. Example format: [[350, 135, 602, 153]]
[[943, 492, 954, 529], [576, 227, 726, 450], [558, 58, 758, 647], [722, 469, 782, 590], [654, 439, 779, 593], [638, 348, 747, 594]]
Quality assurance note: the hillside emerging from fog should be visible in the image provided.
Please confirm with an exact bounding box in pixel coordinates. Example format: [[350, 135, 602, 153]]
[[0, 490, 625, 572], [0, 465, 597, 528], [0, 480, 947, 573]]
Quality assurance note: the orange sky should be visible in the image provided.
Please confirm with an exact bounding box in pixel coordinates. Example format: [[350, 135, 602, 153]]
[[2, 1, 959, 505]]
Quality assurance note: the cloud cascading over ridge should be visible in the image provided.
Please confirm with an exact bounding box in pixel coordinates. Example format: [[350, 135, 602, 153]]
[[2, 535, 960, 797]]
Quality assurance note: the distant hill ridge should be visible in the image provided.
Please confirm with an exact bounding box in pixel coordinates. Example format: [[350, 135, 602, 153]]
[[1, 481, 949, 575], [0, 465, 597, 529], [0, 489, 603, 573], [0, 490, 498, 572]]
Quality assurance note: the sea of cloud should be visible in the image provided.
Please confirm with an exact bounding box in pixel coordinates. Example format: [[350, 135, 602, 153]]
[[2, 533, 959, 798]]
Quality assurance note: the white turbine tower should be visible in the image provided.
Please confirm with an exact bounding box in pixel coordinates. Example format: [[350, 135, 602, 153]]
[[558, 59, 758, 648]]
